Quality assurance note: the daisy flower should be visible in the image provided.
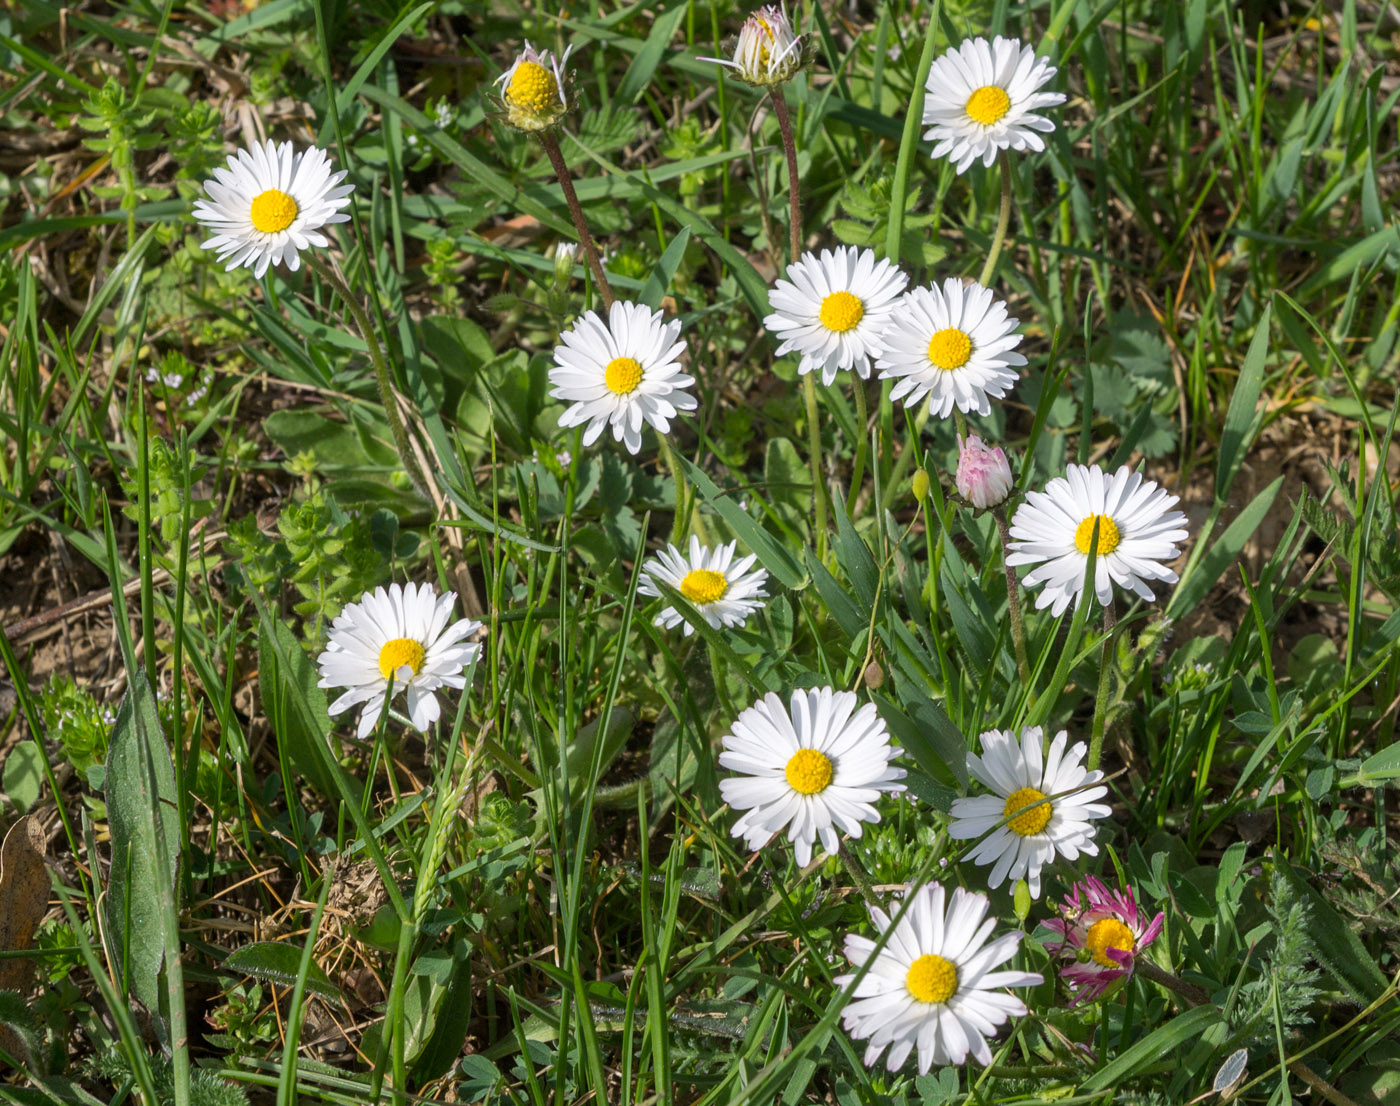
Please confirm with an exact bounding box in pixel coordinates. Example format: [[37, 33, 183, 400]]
[[947, 727, 1110, 899], [495, 41, 573, 131], [698, 3, 805, 86], [192, 140, 354, 279], [835, 883, 1043, 1073], [922, 36, 1066, 174], [718, 687, 905, 866], [875, 279, 1026, 417], [549, 300, 696, 454], [316, 582, 482, 740], [638, 535, 770, 635], [1005, 464, 1190, 616], [763, 246, 909, 385], [1041, 875, 1164, 1004]]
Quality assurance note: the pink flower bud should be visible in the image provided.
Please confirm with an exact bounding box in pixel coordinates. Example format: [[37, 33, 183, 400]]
[[955, 435, 1012, 509]]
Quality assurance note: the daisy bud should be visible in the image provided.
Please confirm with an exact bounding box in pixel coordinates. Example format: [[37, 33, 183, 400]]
[[955, 435, 1013, 509], [494, 42, 573, 132], [698, 4, 806, 87], [910, 467, 930, 502], [553, 242, 578, 288]]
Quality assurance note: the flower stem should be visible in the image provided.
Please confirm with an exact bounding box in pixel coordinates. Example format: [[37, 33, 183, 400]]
[[802, 373, 828, 561], [837, 840, 882, 915], [656, 433, 707, 544], [976, 153, 1014, 288], [846, 377, 870, 517], [540, 130, 614, 309], [993, 506, 1031, 688], [769, 90, 803, 267], [308, 254, 429, 496], [1087, 601, 1117, 771]]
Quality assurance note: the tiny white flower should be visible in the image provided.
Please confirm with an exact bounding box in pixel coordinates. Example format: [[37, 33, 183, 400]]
[[435, 101, 454, 128], [192, 140, 354, 279], [495, 41, 573, 131], [549, 300, 697, 455], [316, 582, 482, 740], [1005, 464, 1190, 615], [764, 246, 909, 385], [875, 279, 1026, 417], [698, 3, 805, 86], [922, 36, 1066, 174], [947, 727, 1110, 899], [836, 883, 1043, 1073], [638, 535, 769, 635], [719, 687, 905, 866]]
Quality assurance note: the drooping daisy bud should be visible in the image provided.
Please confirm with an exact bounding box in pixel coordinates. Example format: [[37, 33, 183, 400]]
[[494, 42, 573, 132], [955, 435, 1013, 509], [698, 4, 806, 87]]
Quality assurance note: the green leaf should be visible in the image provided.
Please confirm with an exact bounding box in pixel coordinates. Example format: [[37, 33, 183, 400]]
[[104, 670, 180, 1040], [1, 744, 42, 814], [1356, 740, 1400, 784], [615, 3, 687, 104], [1216, 301, 1272, 501], [637, 226, 691, 310], [223, 942, 342, 1004], [1080, 1005, 1222, 1091], [1166, 476, 1283, 620], [674, 454, 805, 590], [1275, 859, 1388, 1003]]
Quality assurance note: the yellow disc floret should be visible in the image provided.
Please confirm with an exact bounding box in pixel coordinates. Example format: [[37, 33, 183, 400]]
[[966, 85, 1012, 126], [604, 356, 644, 395], [250, 189, 299, 234], [784, 748, 833, 795], [506, 61, 560, 115], [1003, 786, 1052, 836], [378, 638, 426, 680], [1074, 514, 1122, 555], [905, 954, 959, 1004], [819, 291, 865, 332], [680, 569, 728, 604], [1085, 918, 1136, 968], [927, 327, 973, 370]]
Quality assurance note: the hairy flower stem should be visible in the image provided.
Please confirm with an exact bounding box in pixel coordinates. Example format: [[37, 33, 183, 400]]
[[846, 380, 870, 517], [540, 131, 614, 309], [1087, 602, 1117, 771], [993, 507, 1031, 688], [838, 840, 883, 915], [308, 255, 429, 496], [770, 89, 829, 558], [977, 153, 1014, 287], [656, 433, 707, 544]]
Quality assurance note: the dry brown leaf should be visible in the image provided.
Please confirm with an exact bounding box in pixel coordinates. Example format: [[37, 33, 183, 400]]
[[0, 815, 50, 994]]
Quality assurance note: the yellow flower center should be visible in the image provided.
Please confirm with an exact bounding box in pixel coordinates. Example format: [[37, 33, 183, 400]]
[[784, 748, 833, 795], [1074, 514, 1122, 555], [1003, 786, 1052, 836], [378, 638, 426, 680], [927, 327, 973, 370], [506, 60, 560, 114], [680, 568, 728, 604], [818, 291, 864, 332], [1085, 918, 1136, 968], [249, 189, 299, 234], [604, 356, 644, 395], [755, 14, 774, 64], [905, 954, 959, 1004], [966, 85, 1012, 126]]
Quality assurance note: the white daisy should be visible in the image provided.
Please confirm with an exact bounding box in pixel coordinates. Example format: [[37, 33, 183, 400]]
[[718, 687, 905, 866], [549, 300, 696, 454], [875, 279, 1026, 417], [316, 582, 482, 740], [1005, 464, 1190, 615], [947, 727, 1110, 899], [922, 36, 1066, 174], [835, 883, 1043, 1073], [494, 41, 574, 131], [763, 246, 909, 385], [638, 535, 770, 635], [698, 3, 805, 86], [192, 140, 354, 279]]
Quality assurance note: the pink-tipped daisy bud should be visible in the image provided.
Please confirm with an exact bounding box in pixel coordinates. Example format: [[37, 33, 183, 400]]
[[955, 435, 1012, 509], [698, 4, 807, 87]]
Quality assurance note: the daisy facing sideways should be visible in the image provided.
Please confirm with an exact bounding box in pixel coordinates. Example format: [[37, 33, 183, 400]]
[[763, 246, 909, 385], [718, 687, 905, 866], [316, 582, 482, 740], [192, 139, 354, 278], [875, 279, 1026, 418], [698, 3, 805, 87], [922, 36, 1066, 174], [549, 300, 696, 455], [638, 536, 769, 635], [1005, 463, 1190, 616], [947, 726, 1110, 898], [1041, 875, 1165, 1004], [836, 883, 1043, 1073]]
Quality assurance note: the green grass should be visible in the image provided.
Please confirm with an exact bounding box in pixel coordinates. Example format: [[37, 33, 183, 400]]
[[0, 0, 1398, 1103]]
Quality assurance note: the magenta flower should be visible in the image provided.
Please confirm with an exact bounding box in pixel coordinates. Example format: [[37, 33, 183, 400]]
[[955, 435, 1013, 509], [1040, 875, 1164, 1004]]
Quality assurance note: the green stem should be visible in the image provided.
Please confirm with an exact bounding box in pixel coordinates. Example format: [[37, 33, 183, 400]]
[[802, 373, 828, 561], [540, 130, 614, 309], [993, 506, 1031, 689], [837, 840, 882, 915], [846, 377, 870, 518], [976, 153, 1014, 288], [656, 433, 707, 544], [1087, 600, 1117, 771], [307, 255, 429, 495]]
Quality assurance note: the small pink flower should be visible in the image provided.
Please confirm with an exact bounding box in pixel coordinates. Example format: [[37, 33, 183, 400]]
[[1040, 876, 1164, 1004], [955, 435, 1013, 509]]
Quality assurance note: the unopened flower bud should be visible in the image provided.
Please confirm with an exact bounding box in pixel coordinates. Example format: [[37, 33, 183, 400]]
[[955, 435, 1012, 509], [911, 467, 930, 502], [553, 242, 578, 288], [698, 4, 806, 87]]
